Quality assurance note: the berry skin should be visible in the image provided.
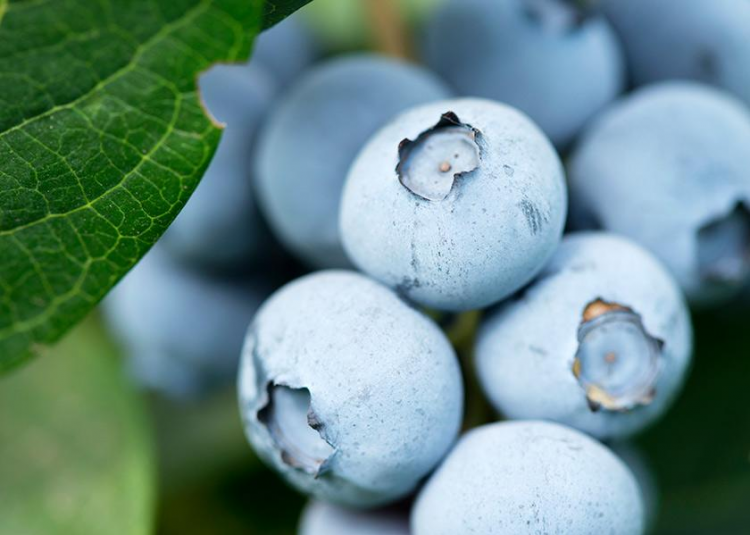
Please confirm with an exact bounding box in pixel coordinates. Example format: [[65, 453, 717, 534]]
[[299, 501, 408, 535], [569, 82, 750, 304], [475, 232, 692, 440], [250, 14, 319, 89], [161, 63, 277, 271], [255, 54, 452, 269], [422, 0, 625, 148], [611, 442, 659, 532], [411, 421, 645, 535], [602, 0, 750, 107], [102, 247, 271, 398], [238, 270, 463, 507], [340, 98, 567, 312]]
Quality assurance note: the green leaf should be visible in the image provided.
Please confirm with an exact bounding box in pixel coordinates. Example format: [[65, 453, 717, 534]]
[[263, 0, 313, 29], [0, 316, 156, 535], [0, 0, 307, 373]]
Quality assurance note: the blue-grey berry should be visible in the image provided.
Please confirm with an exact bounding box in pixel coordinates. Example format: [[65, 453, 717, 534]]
[[411, 421, 645, 535], [602, 0, 750, 107], [299, 501, 409, 535], [569, 82, 750, 304], [102, 247, 271, 398], [611, 442, 659, 532], [422, 0, 625, 148], [238, 270, 463, 507], [340, 98, 566, 311], [161, 63, 276, 271], [255, 54, 452, 269], [476, 232, 692, 439], [251, 14, 319, 89]]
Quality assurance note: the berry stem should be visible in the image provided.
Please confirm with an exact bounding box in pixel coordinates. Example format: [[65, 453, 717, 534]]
[[364, 0, 413, 60]]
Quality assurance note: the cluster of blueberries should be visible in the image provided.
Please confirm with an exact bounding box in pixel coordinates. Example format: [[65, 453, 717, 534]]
[[104, 0, 750, 533]]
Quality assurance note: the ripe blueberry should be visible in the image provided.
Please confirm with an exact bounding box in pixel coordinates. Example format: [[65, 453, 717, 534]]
[[569, 82, 750, 304], [475, 232, 693, 439], [238, 271, 463, 507], [161, 63, 276, 271], [411, 421, 645, 535], [611, 442, 660, 532], [255, 54, 452, 268], [603, 0, 750, 107], [340, 98, 567, 311], [250, 14, 319, 89], [102, 247, 271, 398], [422, 0, 625, 148]]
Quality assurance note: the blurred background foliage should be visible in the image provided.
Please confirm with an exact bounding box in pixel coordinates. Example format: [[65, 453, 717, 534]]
[[299, 0, 440, 53], [1, 0, 749, 533], [0, 318, 155, 535], [636, 305, 750, 534]]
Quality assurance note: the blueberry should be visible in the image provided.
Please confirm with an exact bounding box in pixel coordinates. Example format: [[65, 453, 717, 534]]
[[340, 98, 567, 311], [102, 246, 271, 398], [611, 442, 660, 532], [475, 232, 692, 439], [299, 501, 409, 535], [238, 270, 463, 507], [569, 82, 750, 304], [602, 0, 750, 107], [411, 421, 645, 535], [422, 0, 625, 148], [161, 63, 277, 271], [250, 14, 319, 89], [255, 54, 452, 269]]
